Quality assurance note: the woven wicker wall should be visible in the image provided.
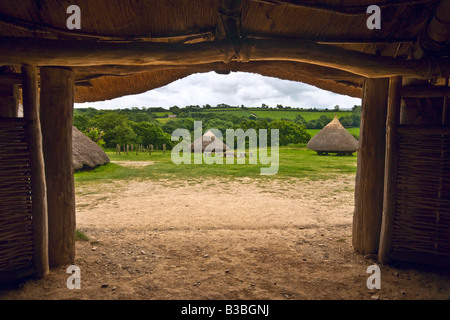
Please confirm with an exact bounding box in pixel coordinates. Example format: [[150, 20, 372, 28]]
[[0, 118, 34, 275], [391, 127, 450, 266]]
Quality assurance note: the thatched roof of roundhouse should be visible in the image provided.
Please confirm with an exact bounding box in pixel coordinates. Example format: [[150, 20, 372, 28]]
[[307, 115, 359, 153], [0, 0, 448, 102], [191, 132, 231, 153], [72, 127, 110, 171]]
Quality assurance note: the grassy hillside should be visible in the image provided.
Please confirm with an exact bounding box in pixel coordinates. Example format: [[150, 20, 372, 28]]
[[250, 110, 350, 121], [155, 108, 353, 122], [153, 108, 360, 139]]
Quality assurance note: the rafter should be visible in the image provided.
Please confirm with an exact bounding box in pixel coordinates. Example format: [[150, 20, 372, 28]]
[[0, 37, 448, 79]]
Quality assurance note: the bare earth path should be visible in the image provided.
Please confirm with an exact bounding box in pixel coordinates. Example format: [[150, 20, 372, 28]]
[[1, 174, 449, 300]]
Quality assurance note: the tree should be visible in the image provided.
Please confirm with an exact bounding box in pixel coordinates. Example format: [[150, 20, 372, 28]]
[[88, 113, 135, 147], [204, 119, 234, 136], [73, 113, 89, 131], [305, 115, 333, 129], [161, 118, 195, 134], [84, 127, 105, 148], [169, 106, 181, 115], [131, 122, 172, 149], [110, 123, 136, 147], [269, 120, 311, 146], [294, 114, 307, 125]]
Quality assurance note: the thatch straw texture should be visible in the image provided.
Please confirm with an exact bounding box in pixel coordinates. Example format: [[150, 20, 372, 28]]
[[74, 61, 363, 103], [0, 0, 440, 102], [306, 115, 359, 154], [72, 127, 110, 171]]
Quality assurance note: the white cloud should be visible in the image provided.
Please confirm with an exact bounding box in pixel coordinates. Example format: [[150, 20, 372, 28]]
[[75, 71, 361, 110]]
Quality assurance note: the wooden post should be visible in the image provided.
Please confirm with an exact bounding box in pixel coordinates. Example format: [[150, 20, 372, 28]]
[[352, 78, 389, 254], [163, 144, 166, 155], [379, 76, 403, 264], [22, 66, 49, 278], [0, 71, 19, 117], [40, 67, 76, 266], [149, 144, 153, 156]]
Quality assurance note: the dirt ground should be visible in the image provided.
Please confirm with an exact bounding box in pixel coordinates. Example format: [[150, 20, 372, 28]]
[[1, 171, 449, 301]]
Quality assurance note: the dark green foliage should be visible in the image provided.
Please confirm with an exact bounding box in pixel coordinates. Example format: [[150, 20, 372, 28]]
[[74, 104, 360, 150], [131, 122, 173, 149]]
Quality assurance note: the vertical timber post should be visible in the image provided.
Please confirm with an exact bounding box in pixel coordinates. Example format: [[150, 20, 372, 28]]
[[40, 67, 76, 266], [22, 66, 49, 278], [379, 76, 402, 264], [353, 78, 389, 254], [0, 69, 19, 117]]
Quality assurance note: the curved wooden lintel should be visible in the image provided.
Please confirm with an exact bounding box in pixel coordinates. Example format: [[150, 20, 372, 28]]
[[0, 37, 447, 79]]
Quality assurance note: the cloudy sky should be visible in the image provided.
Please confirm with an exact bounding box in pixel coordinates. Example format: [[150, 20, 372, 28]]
[[75, 71, 361, 110]]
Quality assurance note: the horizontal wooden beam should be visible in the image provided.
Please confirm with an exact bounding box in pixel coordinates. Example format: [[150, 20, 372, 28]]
[[73, 60, 363, 82], [397, 125, 450, 135], [0, 37, 448, 79], [251, 0, 434, 16], [0, 72, 22, 85], [400, 85, 450, 98]]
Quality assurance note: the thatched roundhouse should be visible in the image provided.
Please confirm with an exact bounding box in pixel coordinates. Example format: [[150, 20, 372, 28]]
[[17, 104, 109, 171], [307, 115, 359, 155], [72, 127, 110, 171], [191, 130, 230, 153], [0, 0, 449, 284]]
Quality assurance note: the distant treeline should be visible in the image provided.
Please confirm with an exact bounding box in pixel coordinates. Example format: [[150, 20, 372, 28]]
[[74, 104, 361, 149]]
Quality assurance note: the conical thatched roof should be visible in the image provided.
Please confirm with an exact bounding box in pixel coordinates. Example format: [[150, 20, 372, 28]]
[[307, 115, 358, 154], [72, 127, 110, 171], [191, 131, 230, 153], [202, 129, 216, 141], [17, 104, 108, 170]]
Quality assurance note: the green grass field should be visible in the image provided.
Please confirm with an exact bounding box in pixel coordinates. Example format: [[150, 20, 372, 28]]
[[153, 112, 172, 117], [74, 147, 357, 185], [154, 108, 357, 126], [155, 117, 172, 123], [195, 108, 253, 117], [249, 110, 350, 121]]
